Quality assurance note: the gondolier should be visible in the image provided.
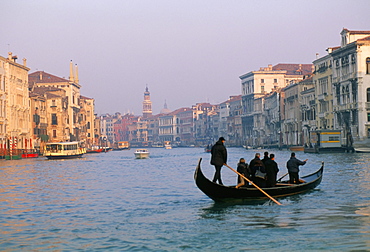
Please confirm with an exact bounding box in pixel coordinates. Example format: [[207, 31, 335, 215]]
[[287, 152, 308, 184], [210, 137, 227, 185]]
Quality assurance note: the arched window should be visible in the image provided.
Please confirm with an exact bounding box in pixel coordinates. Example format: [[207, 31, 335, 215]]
[[367, 57, 370, 74]]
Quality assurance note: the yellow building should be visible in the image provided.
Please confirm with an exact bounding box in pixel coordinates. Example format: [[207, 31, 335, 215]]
[[29, 89, 48, 151], [79, 95, 96, 148], [0, 52, 31, 154], [29, 61, 82, 141]]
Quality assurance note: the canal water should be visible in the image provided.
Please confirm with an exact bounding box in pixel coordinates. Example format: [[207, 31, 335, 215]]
[[1, 147, 370, 251]]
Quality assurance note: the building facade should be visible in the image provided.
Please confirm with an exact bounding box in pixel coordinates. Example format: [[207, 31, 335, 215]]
[[1, 52, 31, 153], [240, 63, 313, 147], [331, 29, 370, 151]]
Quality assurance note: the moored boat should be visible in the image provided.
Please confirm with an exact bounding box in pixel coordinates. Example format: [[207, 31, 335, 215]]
[[43, 142, 86, 159], [354, 148, 370, 153], [134, 149, 150, 159], [21, 149, 39, 158], [194, 158, 324, 202], [204, 144, 212, 153], [289, 146, 304, 151], [86, 146, 104, 154], [164, 141, 172, 149]]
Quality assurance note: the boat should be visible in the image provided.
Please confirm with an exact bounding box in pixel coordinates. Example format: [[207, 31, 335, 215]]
[[86, 146, 104, 154], [113, 141, 130, 151], [164, 141, 172, 149], [194, 158, 324, 202], [289, 146, 304, 151], [43, 142, 86, 159], [204, 144, 212, 153], [134, 149, 150, 159], [102, 147, 113, 152], [354, 148, 370, 153], [21, 149, 39, 158], [151, 142, 164, 148]]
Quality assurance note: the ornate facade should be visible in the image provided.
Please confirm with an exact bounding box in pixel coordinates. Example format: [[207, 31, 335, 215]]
[[0, 53, 30, 153]]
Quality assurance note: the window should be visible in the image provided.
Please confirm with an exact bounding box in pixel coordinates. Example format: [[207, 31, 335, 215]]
[[367, 57, 370, 74], [51, 113, 58, 125], [53, 130, 57, 138], [261, 86, 265, 92], [261, 79, 264, 83], [274, 79, 277, 83], [367, 88, 370, 102], [368, 113, 370, 122]]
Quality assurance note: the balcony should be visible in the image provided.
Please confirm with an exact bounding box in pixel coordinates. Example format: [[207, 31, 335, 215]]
[[318, 112, 327, 118], [317, 93, 327, 101]]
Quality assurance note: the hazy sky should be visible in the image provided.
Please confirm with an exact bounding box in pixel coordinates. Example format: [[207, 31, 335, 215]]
[[2, 0, 370, 115]]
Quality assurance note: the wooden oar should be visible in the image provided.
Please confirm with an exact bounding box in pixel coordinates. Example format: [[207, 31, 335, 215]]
[[277, 173, 289, 182], [223, 163, 282, 206]]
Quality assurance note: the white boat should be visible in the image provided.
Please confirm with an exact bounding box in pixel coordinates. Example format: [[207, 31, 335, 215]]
[[355, 148, 370, 153], [134, 149, 150, 159], [43, 141, 86, 159], [164, 141, 172, 149]]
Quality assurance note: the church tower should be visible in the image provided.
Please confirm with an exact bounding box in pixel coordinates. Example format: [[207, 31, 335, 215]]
[[142, 85, 152, 118]]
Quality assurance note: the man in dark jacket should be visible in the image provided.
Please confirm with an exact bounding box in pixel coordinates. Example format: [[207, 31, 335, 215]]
[[249, 153, 266, 187], [210, 137, 227, 185], [264, 153, 279, 187], [286, 152, 308, 184], [261, 151, 269, 165]]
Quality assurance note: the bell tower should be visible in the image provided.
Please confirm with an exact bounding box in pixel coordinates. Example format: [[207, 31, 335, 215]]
[[142, 85, 152, 118]]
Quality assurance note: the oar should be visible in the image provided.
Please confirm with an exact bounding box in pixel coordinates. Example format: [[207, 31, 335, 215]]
[[277, 173, 289, 182], [223, 163, 282, 206]]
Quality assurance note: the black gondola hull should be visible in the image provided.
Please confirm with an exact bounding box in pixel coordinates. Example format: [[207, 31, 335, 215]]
[[194, 158, 323, 202]]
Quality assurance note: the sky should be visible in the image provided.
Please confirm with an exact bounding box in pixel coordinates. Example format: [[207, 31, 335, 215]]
[[2, 0, 370, 115]]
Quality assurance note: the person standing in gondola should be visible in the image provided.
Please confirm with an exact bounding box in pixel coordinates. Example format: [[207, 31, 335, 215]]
[[264, 153, 279, 187], [210, 137, 227, 185], [286, 152, 308, 184]]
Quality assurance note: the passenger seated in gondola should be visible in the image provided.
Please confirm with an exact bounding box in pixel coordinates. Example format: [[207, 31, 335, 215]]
[[250, 153, 267, 188], [235, 158, 250, 188]]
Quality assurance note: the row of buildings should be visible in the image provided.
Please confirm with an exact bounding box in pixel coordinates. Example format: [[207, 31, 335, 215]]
[[0, 56, 96, 155], [103, 28, 370, 152], [1, 28, 370, 154]]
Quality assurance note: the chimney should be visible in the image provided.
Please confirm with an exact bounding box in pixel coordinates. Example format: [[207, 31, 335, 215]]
[[39, 71, 43, 80], [75, 64, 79, 84], [69, 60, 74, 82], [8, 52, 12, 60], [23, 58, 27, 67], [268, 64, 272, 70]]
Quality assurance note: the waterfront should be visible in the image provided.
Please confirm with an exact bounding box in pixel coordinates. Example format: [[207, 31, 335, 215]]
[[1, 147, 370, 251]]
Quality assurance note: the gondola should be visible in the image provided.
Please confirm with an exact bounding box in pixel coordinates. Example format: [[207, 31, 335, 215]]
[[194, 158, 324, 202]]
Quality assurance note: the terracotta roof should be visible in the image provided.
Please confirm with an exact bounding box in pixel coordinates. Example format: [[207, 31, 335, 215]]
[[45, 92, 62, 99], [195, 102, 214, 108], [220, 95, 242, 104], [29, 71, 69, 83], [343, 28, 370, 34], [80, 95, 93, 100], [161, 107, 192, 116], [357, 35, 370, 41], [32, 86, 63, 95], [272, 63, 313, 75]]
